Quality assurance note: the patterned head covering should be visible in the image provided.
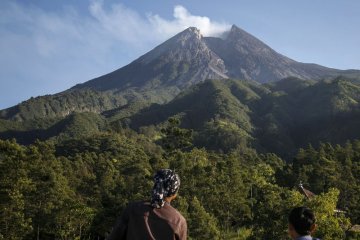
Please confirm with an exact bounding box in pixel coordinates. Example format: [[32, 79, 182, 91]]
[[151, 169, 180, 208]]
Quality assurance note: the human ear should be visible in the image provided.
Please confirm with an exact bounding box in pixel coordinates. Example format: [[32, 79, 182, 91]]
[[288, 224, 297, 239], [310, 224, 317, 234]]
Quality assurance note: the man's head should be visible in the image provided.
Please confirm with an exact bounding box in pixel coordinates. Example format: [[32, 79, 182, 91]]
[[151, 169, 180, 208], [288, 207, 316, 239]]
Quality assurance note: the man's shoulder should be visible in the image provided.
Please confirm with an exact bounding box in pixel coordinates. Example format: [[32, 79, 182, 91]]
[[128, 201, 186, 225], [161, 204, 187, 224], [129, 201, 151, 207], [172, 206, 186, 222], [126, 201, 153, 214]]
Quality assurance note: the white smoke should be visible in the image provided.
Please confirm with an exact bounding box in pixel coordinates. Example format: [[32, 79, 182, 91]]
[[148, 5, 231, 37]]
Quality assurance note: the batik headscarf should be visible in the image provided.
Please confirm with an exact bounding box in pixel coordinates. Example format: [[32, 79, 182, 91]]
[[151, 169, 180, 208]]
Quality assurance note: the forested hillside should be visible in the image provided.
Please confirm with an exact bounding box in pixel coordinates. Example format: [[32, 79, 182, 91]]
[[3, 77, 360, 159], [1, 118, 360, 239], [2, 78, 360, 239]]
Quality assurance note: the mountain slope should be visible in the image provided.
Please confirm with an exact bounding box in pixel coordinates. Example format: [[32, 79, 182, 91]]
[[0, 112, 107, 144], [125, 79, 264, 130], [205, 25, 356, 83], [76, 24, 360, 90], [2, 77, 360, 158], [75, 27, 228, 92], [115, 77, 360, 157], [1, 25, 360, 121]]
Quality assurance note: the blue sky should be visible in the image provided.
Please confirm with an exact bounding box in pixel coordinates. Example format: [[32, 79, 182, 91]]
[[1, 0, 360, 109]]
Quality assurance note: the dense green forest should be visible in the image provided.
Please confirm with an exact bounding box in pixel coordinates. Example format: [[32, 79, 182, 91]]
[[1, 118, 360, 239], [2, 78, 360, 239]]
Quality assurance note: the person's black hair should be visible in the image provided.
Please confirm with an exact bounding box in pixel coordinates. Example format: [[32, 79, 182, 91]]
[[289, 207, 316, 236]]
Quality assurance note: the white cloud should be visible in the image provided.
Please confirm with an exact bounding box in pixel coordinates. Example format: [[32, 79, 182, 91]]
[[88, 0, 153, 45], [1, 0, 230, 60], [0, 0, 230, 109], [87, 1, 230, 43]]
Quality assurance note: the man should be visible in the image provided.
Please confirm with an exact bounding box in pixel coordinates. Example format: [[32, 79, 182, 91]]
[[288, 207, 320, 240], [107, 169, 187, 240]]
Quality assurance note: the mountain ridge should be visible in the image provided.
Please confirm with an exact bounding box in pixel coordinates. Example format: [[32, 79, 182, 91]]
[[3, 77, 360, 160], [1, 24, 360, 121]]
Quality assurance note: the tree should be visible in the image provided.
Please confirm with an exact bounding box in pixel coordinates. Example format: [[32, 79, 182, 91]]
[[160, 117, 193, 154], [54, 201, 95, 240], [187, 197, 220, 240], [0, 140, 33, 240], [308, 188, 351, 240]]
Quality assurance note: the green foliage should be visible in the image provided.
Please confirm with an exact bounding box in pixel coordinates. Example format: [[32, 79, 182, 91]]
[[0, 140, 33, 239], [288, 141, 360, 224], [1, 109, 360, 239], [249, 175, 304, 239], [160, 117, 193, 153], [196, 118, 250, 152], [347, 226, 360, 240], [186, 197, 220, 240], [0, 89, 128, 121], [308, 188, 351, 240], [4, 78, 360, 160], [54, 201, 95, 240]]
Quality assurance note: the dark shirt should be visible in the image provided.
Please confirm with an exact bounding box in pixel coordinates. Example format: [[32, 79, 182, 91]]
[[296, 236, 320, 240], [107, 201, 187, 240]]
